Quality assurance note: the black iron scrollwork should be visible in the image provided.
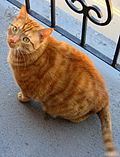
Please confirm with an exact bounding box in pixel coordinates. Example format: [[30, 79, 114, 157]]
[[65, 0, 113, 46]]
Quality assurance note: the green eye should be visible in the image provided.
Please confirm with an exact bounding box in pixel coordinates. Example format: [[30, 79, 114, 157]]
[[23, 37, 30, 43], [12, 26, 18, 33]]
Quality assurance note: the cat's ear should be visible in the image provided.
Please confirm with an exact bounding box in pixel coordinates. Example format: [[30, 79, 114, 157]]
[[17, 4, 28, 19], [39, 28, 54, 41]]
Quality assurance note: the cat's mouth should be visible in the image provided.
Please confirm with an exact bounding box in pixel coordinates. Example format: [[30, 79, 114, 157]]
[[8, 42, 16, 48]]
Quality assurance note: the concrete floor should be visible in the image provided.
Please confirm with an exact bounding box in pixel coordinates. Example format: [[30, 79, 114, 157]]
[[0, 1, 120, 157]]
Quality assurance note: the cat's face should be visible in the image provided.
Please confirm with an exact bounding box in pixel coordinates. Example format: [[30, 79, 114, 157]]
[[7, 5, 53, 56], [7, 20, 39, 53]]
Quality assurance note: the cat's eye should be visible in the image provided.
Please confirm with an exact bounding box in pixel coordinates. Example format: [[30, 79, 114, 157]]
[[12, 26, 18, 33], [23, 37, 30, 43]]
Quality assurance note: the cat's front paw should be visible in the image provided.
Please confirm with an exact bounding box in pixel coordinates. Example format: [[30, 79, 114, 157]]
[[17, 92, 30, 103]]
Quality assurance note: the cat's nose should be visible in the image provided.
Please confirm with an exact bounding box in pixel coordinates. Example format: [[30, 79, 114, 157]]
[[9, 38, 18, 44]]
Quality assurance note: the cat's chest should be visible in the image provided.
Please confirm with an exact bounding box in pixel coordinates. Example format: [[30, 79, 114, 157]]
[[13, 66, 51, 99], [14, 67, 39, 92]]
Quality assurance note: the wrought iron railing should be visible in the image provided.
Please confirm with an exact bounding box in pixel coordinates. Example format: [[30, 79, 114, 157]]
[[7, 0, 120, 72]]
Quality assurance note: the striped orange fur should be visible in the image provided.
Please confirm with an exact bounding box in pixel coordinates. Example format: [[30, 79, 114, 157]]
[[7, 5, 118, 157]]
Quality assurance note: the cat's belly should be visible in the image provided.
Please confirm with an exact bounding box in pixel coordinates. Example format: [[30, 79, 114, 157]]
[[42, 99, 94, 122]]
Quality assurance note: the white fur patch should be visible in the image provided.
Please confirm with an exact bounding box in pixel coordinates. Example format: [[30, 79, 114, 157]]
[[105, 151, 119, 157]]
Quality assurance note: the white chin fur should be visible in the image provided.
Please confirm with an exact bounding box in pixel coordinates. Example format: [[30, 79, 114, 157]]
[[105, 151, 119, 157]]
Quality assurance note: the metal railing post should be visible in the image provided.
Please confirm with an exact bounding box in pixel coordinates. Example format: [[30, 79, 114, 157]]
[[25, 0, 30, 13], [81, 13, 88, 47], [51, 0, 55, 28], [112, 36, 120, 68]]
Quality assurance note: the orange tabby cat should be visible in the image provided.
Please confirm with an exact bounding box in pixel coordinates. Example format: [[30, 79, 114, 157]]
[[7, 5, 118, 157]]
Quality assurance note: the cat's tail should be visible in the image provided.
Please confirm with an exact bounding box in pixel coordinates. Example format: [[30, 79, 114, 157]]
[[97, 106, 119, 157]]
